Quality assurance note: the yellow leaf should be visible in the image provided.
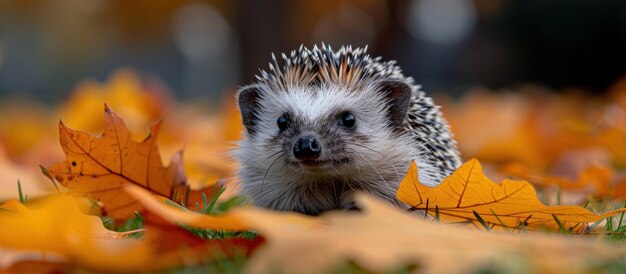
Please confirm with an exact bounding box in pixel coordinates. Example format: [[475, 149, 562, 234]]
[[396, 159, 626, 232], [0, 196, 150, 271], [0, 195, 263, 272], [241, 193, 626, 274]]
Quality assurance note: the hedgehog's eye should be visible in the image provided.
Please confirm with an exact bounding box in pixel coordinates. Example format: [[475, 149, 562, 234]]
[[277, 115, 289, 132], [339, 113, 355, 128]]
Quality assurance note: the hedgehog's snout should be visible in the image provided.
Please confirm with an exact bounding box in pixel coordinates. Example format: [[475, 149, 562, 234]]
[[293, 135, 322, 162]]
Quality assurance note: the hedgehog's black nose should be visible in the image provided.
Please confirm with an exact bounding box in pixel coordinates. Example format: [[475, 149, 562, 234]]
[[293, 136, 321, 160]]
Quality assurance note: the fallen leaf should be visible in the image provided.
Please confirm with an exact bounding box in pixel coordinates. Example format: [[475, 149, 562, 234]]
[[137, 201, 264, 272], [0, 195, 264, 272], [500, 162, 613, 196], [0, 101, 52, 161], [443, 90, 548, 168], [0, 259, 71, 274], [241, 193, 626, 274], [126, 184, 626, 273], [59, 69, 169, 138], [396, 159, 626, 232], [0, 196, 150, 271], [48, 104, 187, 220], [139, 223, 264, 272], [125, 185, 248, 231], [443, 88, 626, 170], [126, 184, 323, 233], [610, 179, 626, 200], [47, 104, 230, 220]]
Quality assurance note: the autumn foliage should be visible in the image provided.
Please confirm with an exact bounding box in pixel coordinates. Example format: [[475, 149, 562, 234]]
[[48, 104, 186, 220], [1, 70, 626, 273], [397, 160, 626, 232]]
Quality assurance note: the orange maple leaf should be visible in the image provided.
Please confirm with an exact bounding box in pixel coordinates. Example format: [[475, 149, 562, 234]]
[[48, 104, 188, 220], [396, 159, 626, 232]]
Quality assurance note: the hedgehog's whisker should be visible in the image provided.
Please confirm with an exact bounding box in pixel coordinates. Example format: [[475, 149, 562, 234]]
[[342, 175, 357, 193], [351, 150, 393, 193], [262, 152, 286, 193], [241, 146, 282, 165], [345, 141, 402, 182], [205, 149, 235, 157], [331, 179, 339, 207]]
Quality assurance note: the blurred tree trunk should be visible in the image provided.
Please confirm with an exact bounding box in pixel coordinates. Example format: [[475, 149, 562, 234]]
[[236, 0, 289, 84]]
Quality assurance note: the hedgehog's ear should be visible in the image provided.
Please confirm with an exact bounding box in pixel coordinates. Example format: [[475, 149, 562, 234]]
[[237, 86, 263, 135], [377, 80, 412, 129]]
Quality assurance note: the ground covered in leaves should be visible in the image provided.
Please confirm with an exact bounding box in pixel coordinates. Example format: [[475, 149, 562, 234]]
[[1, 69, 626, 273]]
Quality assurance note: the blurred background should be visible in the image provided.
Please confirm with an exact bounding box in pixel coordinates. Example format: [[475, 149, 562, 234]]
[[1, 0, 626, 103], [3, 0, 626, 203]]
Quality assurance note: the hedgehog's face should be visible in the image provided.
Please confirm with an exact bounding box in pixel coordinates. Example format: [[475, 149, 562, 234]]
[[236, 80, 413, 182]]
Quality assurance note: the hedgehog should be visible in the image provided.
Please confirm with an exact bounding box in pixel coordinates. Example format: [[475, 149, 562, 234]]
[[234, 44, 462, 215]]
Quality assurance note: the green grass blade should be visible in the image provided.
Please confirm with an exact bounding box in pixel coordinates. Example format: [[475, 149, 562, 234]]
[[489, 208, 509, 231], [184, 185, 190, 207], [552, 214, 568, 235], [618, 203, 626, 229], [582, 200, 590, 209], [134, 211, 144, 224], [205, 183, 226, 214], [201, 192, 208, 211], [473, 210, 491, 231], [172, 187, 179, 203], [39, 165, 60, 193], [17, 180, 25, 204], [165, 199, 188, 210]]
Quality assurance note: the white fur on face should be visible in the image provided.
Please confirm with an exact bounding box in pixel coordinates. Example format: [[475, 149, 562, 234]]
[[234, 83, 443, 215]]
